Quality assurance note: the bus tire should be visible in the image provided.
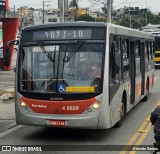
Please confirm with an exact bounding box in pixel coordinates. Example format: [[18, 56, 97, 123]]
[[142, 80, 149, 101], [114, 95, 126, 128]]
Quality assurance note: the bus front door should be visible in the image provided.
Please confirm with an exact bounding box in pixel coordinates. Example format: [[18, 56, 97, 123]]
[[130, 41, 135, 104]]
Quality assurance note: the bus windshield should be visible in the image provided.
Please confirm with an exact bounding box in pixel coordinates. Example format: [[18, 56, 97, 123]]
[[20, 42, 103, 94]]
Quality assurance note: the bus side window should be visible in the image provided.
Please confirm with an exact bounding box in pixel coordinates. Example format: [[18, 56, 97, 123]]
[[146, 41, 150, 62], [135, 40, 141, 75], [152, 42, 155, 57], [148, 41, 151, 61], [150, 41, 153, 60]]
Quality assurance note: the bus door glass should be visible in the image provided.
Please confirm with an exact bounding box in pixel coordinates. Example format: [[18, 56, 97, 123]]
[[122, 38, 129, 82], [129, 40, 135, 104], [140, 41, 145, 95], [134, 40, 141, 100], [109, 35, 121, 102]]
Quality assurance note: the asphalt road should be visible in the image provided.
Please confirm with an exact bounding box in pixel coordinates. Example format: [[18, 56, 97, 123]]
[[0, 70, 160, 154]]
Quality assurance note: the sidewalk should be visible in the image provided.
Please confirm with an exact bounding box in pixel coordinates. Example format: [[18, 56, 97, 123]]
[[0, 51, 17, 133]]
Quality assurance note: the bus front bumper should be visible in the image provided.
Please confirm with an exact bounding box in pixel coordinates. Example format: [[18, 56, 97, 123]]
[[16, 108, 100, 129]]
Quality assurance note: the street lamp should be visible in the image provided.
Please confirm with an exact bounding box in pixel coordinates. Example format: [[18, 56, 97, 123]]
[[101, 0, 112, 23]]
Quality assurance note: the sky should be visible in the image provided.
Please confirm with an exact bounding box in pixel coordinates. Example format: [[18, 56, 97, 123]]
[[9, 0, 160, 14]]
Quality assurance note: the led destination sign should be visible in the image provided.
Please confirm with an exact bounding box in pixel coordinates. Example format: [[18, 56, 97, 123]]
[[33, 29, 92, 40]]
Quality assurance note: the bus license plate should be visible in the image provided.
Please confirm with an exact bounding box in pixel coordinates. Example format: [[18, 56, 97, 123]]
[[49, 120, 65, 126]]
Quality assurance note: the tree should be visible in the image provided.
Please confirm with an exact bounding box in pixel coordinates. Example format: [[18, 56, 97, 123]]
[[29, 7, 35, 11], [117, 17, 130, 27], [69, 0, 78, 9], [69, 0, 79, 21], [149, 12, 160, 24], [113, 6, 160, 29], [76, 14, 95, 21]]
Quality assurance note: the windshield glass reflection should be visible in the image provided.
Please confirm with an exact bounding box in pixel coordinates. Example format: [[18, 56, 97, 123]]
[[20, 43, 103, 94]]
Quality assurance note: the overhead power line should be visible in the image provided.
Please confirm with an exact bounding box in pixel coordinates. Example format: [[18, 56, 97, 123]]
[[114, 0, 129, 9]]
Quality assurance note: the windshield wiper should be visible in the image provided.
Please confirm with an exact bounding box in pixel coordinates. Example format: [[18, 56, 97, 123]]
[[63, 40, 85, 63], [37, 42, 54, 62]]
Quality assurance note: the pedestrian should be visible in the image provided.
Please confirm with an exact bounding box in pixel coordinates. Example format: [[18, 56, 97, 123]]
[[150, 106, 160, 144]]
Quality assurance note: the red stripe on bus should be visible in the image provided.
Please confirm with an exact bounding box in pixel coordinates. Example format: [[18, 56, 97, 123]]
[[21, 97, 97, 114], [151, 73, 154, 88], [136, 83, 141, 96]]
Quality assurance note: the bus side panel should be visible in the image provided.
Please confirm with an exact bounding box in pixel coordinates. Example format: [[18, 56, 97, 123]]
[[98, 25, 130, 128], [110, 82, 130, 127], [15, 49, 22, 124]]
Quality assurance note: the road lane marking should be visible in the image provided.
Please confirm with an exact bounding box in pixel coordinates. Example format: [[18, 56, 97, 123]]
[[120, 100, 160, 154], [130, 123, 152, 154]]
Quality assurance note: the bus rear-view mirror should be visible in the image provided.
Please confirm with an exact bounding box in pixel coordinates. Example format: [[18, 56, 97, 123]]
[[4, 40, 19, 67]]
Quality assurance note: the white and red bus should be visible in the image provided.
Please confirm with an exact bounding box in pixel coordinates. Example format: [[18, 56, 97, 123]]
[[6, 22, 155, 129]]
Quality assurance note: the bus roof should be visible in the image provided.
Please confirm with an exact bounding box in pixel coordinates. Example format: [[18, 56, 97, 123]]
[[22, 22, 154, 40], [107, 23, 154, 39], [22, 22, 107, 31]]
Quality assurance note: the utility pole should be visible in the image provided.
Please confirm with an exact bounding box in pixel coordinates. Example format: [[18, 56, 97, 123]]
[[59, 0, 65, 22], [146, 0, 148, 26], [107, 0, 112, 23], [62, 0, 64, 22], [42, 1, 44, 24], [42, 1, 50, 24], [146, 11, 148, 26], [14, 5, 16, 17], [129, 7, 131, 28]]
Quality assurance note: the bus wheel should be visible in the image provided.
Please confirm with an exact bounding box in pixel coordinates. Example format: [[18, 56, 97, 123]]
[[142, 81, 149, 101], [114, 97, 126, 128]]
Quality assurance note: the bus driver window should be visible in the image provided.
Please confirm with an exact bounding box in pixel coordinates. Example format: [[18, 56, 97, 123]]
[[85, 60, 101, 79]]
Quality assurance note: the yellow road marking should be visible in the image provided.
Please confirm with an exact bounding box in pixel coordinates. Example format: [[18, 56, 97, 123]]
[[130, 123, 152, 154], [120, 100, 160, 154]]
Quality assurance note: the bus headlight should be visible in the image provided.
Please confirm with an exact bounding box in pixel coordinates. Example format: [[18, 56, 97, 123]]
[[86, 100, 101, 113], [93, 103, 100, 110], [18, 99, 28, 109], [20, 102, 27, 107]]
